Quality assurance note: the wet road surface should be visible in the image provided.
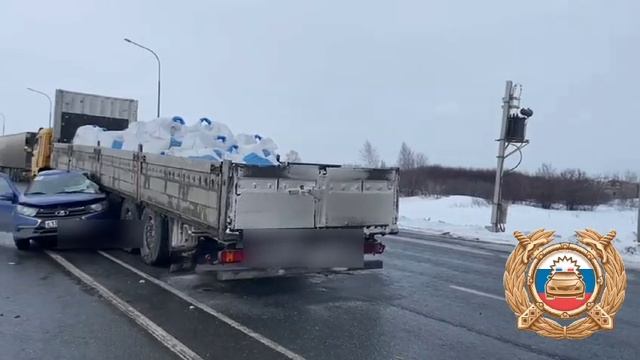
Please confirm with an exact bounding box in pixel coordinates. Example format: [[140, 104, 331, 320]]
[[1, 231, 638, 359], [0, 234, 177, 360]]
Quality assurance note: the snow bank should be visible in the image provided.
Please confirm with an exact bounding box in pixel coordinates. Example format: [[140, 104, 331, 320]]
[[399, 195, 640, 269], [72, 116, 279, 166]]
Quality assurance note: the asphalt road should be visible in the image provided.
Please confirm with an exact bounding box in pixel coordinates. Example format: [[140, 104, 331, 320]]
[[0, 230, 638, 360], [0, 234, 177, 360]]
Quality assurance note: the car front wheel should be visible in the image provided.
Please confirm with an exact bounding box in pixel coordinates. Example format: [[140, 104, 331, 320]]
[[14, 238, 31, 251]]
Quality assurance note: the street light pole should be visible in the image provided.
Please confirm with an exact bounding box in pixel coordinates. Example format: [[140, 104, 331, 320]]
[[0, 113, 5, 135], [124, 38, 161, 118], [26, 87, 52, 128]]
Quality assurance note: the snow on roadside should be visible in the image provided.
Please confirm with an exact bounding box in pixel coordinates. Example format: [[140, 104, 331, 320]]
[[399, 195, 640, 269]]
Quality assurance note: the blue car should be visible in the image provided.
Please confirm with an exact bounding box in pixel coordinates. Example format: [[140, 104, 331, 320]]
[[0, 170, 110, 250]]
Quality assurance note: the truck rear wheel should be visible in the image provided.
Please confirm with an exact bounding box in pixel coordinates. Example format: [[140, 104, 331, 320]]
[[140, 208, 170, 265]]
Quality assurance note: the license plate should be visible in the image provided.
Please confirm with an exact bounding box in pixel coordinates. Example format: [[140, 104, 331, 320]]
[[44, 220, 58, 229]]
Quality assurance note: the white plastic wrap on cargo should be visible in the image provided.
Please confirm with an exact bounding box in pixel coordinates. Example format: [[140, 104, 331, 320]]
[[72, 116, 279, 166]]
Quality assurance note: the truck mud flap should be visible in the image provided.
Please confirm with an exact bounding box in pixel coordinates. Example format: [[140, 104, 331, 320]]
[[55, 219, 143, 250]]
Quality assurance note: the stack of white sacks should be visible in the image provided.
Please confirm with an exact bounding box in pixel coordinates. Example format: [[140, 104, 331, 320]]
[[72, 116, 279, 166]]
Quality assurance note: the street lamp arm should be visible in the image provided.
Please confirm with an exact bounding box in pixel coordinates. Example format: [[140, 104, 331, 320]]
[[26, 87, 53, 128], [124, 38, 160, 68], [26, 87, 52, 104], [124, 38, 161, 117]]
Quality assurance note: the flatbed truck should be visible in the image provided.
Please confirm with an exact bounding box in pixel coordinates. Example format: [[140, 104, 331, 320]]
[[51, 143, 398, 280]]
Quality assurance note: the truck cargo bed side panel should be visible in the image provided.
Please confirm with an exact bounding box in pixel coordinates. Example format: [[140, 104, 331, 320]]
[[229, 164, 399, 230], [321, 167, 398, 227], [140, 154, 222, 233], [230, 165, 317, 229], [232, 181, 317, 229], [66, 145, 100, 176], [98, 148, 138, 198]]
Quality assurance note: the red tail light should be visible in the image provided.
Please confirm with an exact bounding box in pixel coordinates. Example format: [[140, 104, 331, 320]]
[[219, 249, 244, 264], [364, 241, 386, 255]]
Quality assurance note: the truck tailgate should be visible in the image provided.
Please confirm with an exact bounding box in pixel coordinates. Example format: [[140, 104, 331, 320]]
[[228, 164, 398, 230]]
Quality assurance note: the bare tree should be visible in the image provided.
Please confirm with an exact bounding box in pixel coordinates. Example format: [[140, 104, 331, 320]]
[[534, 163, 559, 209], [536, 163, 556, 178], [397, 142, 416, 170], [415, 152, 428, 168], [624, 170, 638, 183], [360, 140, 380, 167], [284, 150, 302, 162], [559, 168, 608, 210]]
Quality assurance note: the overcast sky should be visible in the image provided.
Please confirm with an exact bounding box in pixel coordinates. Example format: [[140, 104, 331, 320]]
[[1, 0, 638, 175]]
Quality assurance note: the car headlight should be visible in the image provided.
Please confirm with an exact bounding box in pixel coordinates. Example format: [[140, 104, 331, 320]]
[[16, 205, 39, 217], [88, 201, 108, 212]]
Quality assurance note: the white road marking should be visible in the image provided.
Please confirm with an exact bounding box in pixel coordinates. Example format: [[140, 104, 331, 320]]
[[386, 235, 495, 256], [449, 285, 505, 301], [98, 251, 306, 360], [45, 251, 203, 360]]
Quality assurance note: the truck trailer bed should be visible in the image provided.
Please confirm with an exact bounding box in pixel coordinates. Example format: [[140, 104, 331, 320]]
[[52, 143, 399, 238]]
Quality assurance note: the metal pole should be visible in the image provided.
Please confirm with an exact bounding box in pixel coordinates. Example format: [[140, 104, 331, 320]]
[[0, 113, 5, 135], [637, 184, 640, 249], [490, 81, 514, 232], [124, 38, 161, 118], [26, 87, 52, 128], [157, 62, 161, 118]]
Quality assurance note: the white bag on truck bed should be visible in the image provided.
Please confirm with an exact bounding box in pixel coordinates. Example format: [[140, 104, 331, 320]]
[[73, 116, 280, 165]]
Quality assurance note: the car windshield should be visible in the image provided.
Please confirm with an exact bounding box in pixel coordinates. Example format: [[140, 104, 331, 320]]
[[25, 173, 100, 195]]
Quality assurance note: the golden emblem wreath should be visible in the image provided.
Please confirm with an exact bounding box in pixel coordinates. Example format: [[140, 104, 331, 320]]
[[503, 228, 627, 339]]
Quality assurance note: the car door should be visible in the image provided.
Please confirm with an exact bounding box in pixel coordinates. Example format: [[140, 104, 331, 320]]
[[0, 175, 19, 233]]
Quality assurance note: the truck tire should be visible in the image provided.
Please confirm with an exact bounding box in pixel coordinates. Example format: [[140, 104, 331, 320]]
[[120, 199, 141, 254], [140, 208, 170, 265], [14, 238, 30, 251]]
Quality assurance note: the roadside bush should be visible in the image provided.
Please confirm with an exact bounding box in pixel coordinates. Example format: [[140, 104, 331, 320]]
[[399, 164, 616, 210]]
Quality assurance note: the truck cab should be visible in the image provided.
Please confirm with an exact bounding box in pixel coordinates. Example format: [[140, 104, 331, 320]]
[[31, 127, 53, 176]]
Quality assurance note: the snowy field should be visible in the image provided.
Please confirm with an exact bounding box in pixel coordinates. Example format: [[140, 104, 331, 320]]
[[399, 195, 640, 269]]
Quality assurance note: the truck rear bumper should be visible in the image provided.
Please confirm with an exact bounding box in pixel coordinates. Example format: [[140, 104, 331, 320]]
[[197, 259, 383, 281]]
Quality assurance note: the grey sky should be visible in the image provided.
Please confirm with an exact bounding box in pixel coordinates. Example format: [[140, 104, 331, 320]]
[[1, 0, 638, 175]]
